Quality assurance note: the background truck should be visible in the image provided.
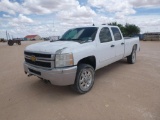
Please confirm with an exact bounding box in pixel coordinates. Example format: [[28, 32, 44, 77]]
[[24, 25, 140, 93]]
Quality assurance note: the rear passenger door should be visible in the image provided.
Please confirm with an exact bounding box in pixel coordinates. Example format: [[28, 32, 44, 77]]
[[97, 27, 116, 68], [111, 27, 125, 60]]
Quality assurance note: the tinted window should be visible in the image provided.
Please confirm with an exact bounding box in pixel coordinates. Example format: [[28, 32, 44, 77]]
[[111, 27, 122, 40], [99, 27, 112, 43]]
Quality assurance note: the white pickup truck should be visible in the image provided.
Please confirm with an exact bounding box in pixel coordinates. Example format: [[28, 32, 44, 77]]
[[24, 25, 140, 93]]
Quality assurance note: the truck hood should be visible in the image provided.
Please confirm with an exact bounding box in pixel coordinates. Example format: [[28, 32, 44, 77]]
[[25, 41, 80, 54]]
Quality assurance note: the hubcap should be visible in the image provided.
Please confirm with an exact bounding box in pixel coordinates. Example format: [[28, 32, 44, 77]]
[[132, 51, 136, 62], [79, 69, 93, 91]]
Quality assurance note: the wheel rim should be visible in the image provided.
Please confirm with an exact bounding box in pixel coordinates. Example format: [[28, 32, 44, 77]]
[[132, 51, 136, 62], [79, 69, 93, 91]]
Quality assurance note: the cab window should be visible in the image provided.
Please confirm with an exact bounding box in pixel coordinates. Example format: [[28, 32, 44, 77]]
[[99, 27, 112, 43]]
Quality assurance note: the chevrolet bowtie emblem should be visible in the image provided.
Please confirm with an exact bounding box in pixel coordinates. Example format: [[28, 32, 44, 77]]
[[30, 56, 36, 62]]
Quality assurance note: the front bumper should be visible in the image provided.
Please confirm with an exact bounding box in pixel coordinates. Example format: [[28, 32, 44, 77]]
[[24, 62, 77, 86]]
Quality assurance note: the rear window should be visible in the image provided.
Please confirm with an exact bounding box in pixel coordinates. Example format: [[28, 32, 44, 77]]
[[111, 27, 122, 40]]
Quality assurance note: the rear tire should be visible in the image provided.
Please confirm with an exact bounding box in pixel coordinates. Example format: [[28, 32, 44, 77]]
[[127, 45, 137, 64], [17, 41, 21, 45], [8, 40, 14, 46], [71, 64, 95, 94]]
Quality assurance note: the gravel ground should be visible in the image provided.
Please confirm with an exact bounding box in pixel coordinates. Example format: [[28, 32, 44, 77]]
[[0, 41, 160, 120]]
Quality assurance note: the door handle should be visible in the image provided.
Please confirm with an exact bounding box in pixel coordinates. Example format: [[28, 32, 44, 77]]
[[111, 45, 115, 47], [121, 43, 124, 45]]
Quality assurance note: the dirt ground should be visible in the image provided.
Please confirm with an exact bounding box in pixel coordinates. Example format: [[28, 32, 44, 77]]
[[0, 41, 160, 120]]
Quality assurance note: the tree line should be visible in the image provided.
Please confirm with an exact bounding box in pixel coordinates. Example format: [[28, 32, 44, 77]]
[[108, 22, 140, 37]]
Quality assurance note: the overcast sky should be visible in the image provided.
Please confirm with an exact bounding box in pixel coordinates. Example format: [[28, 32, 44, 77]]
[[0, 0, 160, 38]]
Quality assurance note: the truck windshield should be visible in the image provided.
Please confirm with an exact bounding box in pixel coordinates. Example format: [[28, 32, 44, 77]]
[[59, 27, 98, 43]]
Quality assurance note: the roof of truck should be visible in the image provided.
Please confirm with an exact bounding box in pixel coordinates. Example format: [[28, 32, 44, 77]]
[[71, 25, 118, 29]]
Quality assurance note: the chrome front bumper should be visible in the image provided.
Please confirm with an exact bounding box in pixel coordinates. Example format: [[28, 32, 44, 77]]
[[24, 62, 77, 86]]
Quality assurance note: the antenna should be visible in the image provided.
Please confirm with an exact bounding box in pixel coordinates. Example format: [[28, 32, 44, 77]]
[[92, 18, 95, 26], [53, 20, 56, 33]]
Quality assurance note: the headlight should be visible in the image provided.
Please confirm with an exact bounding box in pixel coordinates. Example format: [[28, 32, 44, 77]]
[[55, 53, 74, 68]]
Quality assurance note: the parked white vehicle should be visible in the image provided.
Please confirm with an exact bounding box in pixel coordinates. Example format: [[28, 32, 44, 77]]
[[24, 25, 140, 93]]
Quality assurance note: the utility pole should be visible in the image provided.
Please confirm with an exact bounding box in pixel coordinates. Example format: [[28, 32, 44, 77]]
[[8, 33, 10, 40], [51, 20, 55, 40], [6, 31, 8, 40], [53, 20, 55, 35]]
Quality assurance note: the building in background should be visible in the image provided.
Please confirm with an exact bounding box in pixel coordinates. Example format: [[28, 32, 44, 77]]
[[143, 32, 160, 41], [24, 35, 41, 41]]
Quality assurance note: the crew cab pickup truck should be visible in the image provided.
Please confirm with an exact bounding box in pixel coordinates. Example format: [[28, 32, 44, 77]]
[[24, 25, 140, 93]]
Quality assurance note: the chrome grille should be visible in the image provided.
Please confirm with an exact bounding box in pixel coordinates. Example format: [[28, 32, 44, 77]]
[[24, 51, 54, 69], [24, 51, 51, 58], [25, 58, 51, 68]]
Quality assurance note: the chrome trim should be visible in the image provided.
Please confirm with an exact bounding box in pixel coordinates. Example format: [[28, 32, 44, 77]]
[[24, 62, 53, 70], [24, 50, 55, 59], [25, 58, 54, 69], [25, 56, 54, 62], [24, 51, 56, 69], [25, 54, 55, 61]]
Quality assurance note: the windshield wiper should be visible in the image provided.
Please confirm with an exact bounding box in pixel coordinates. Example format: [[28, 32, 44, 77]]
[[70, 39, 80, 40], [50, 39, 67, 42], [70, 39, 85, 43], [59, 38, 81, 42], [50, 38, 90, 43], [58, 39, 67, 40], [71, 39, 93, 44], [50, 39, 81, 43]]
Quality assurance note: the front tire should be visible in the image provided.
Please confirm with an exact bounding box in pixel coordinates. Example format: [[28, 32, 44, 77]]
[[127, 46, 136, 64], [71, 64, 95, 94]]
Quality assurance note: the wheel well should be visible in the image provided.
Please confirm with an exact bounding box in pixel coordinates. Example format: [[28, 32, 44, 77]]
[[77, 56, 96, 69], [133, 44, 137, 51]]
